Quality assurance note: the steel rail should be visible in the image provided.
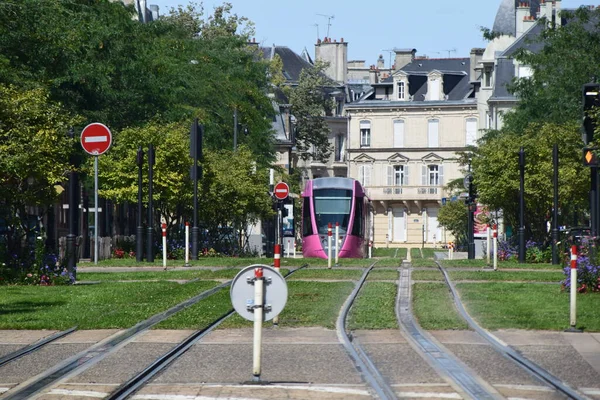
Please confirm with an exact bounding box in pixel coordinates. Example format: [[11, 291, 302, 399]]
[[336, 261, 398, 400], [436, 261, 589, 400], [0, 327, 77, 368], [396, 266, 502, 400], [105, 264, 308, 400]]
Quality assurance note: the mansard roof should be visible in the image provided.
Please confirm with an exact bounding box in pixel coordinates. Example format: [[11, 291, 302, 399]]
[[492, 0, 541, 36]]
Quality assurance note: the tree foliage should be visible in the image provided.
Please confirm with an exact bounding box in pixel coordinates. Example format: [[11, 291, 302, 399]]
[[0, 84, 82, 241], [504, 6, 600, 133], [289, 61, 334, 162], [475, 122, 587, 240], [438, 200, 468, 246]]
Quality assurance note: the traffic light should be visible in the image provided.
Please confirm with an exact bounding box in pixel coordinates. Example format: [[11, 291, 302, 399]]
[[583, 83, 600, 144], [583, 147, 598, 167]]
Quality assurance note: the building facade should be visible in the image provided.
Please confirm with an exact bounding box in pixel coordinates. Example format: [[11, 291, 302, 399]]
[[345, 54, 479, 247]]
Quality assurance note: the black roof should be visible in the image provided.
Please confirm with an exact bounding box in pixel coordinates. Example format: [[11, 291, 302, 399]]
[[491, 58, 516, 100], [260, 46, 314, 84], [493, 0, 541, 36]]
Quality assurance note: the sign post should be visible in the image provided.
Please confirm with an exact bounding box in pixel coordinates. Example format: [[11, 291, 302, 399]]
[[81, 123, 112, 264], [230, 265, 288, 382]]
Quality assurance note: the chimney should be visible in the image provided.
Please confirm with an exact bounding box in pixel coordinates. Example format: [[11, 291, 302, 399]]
[[394, 49, 416, 71], [369, 65, 378, 84], [469, 48, 484, 82], [377, 54, 385, 69], [516, 2, 531, 38], [315, 37, 348, 83], [522, 15, 536, 34]]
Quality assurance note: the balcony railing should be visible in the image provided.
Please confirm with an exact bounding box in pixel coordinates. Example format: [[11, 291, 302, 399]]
[[366, 185, 445, 200]]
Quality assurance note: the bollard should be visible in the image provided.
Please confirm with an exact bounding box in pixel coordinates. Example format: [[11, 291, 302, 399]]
[[327, 223, 332, 269], [252, 267, 264, 380], [274, 244, 281, 269], [368, 241, 372, 259], [486, 224, 491, 265], [162, 223, 167, 269], [185, 222, 190, 266], [335, 222, 340, 264], [273, 244, 281, 326], [493, 224, 498, 271], [569, 245, 578, 329]]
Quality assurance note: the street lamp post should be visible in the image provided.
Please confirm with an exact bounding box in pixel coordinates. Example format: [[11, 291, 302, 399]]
[[147, 144, 155, 262], [66, 128, 79, 281], [467, 158, 475, 260], [136, 147, 144, 262]]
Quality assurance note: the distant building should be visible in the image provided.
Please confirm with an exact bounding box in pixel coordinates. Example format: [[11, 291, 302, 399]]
[[119, 0, 159, 22]]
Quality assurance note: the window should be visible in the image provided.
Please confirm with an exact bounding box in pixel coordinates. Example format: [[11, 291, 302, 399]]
[[335, 135, 344, 161], [393, 120, 404, 147], [302, 197, 313, 237], [429, 79, 441, 101], [518, 65, 532, 79], [351, 198, 364, 236], [358, 164, 371, 186], [428, 119, 439, 147], [421, 164, 444, 186], [397, 81, 405, 100], [484, 66, 493, 87], [387, 165, 409, 186], [465, 118, 477, 146], [360, 120, 371, 147]]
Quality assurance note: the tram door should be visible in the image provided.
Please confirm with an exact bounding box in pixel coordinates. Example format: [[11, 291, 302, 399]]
[[392, 207, 406, 242]]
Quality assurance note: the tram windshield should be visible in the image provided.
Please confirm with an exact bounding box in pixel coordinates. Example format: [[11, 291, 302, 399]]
[[313, 189, 352, 234]]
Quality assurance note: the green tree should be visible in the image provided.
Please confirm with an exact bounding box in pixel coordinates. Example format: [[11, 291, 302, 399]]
[[504, 6, 600, 133], [474, 122, 587, 240], [0, 84, 82, 246], [199, 146, 273, 251], [289, 61, 334, 162], [438, 200, 468, 247]]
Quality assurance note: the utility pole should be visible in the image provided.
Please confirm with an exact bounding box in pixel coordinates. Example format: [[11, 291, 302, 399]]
[[552, 144, 560, 265], [136, 147, 144, 262]]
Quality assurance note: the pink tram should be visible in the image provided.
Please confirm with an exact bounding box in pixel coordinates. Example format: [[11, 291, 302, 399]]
[[301, 177, 371, 259]]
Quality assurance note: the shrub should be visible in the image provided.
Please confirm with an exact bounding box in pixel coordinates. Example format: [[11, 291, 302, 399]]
[[562, 239, 600, 293]]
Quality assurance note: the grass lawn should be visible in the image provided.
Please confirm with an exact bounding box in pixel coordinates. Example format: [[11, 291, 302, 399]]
[[412, 270, 444, 281], [439, 259, 487, 268], [410, 248, 422, 259], [220, 281, 355, 329], [348, 282, 398, 329], [156, 289, 234, 330], [410, 258, 437, 267], [448, 270, 565, 282], [373, 248, 408, 259], [374, 258, 402, 267], [367, 269, 399, 281], [0, 281, 220, 330], [79, 257, 271, 268], [456, 283, 600, 331], [288, 268, 362, 280], [77, 269, 290, 282], [412, 283, 469, 330], [497, 260, 564, 270]]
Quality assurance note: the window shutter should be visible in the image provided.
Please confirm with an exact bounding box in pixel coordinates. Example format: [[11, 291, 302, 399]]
[[428, 119, 439, 147], [421, 165, 427, 185], [439, 165, 444, 185], [466, 118, 477, 146], [358, 165, 364, 185], [404, 165, 409, 185], [365, 165, 372, 186], [387, 165, 393, 186]]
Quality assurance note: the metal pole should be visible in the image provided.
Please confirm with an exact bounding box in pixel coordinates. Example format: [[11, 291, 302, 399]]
[[486, 224, 491, 265], [518, 147, 526, 263], [252, 267, 264, 381], [467, 159, 475, 259], [147, 144, 155, 263], [592, 166, 598, 237], [233, 107, 238, 151], [94, 156, 99, 265], [191, 120, 201, 260], [136, 147, 144, 262], [493, 224, 498, 271], [335, 222, 339, 264], [66, 129, 78, 281], [328, 223, 332, 269], [552, 144, 560, 265]]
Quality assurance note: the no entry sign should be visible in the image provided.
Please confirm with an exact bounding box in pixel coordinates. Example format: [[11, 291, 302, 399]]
[[274, 182, 289, 200], [81, 123, 112, 155]]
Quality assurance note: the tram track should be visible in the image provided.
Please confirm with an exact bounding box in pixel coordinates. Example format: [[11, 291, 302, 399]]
[[0, 265, 306, 400], [435, 260, 589, 400], [0, 327, 77, 368]]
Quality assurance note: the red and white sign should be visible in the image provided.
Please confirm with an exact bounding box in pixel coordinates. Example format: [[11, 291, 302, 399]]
[[81, 123, 112, 155], [274, 182, 289, 200]]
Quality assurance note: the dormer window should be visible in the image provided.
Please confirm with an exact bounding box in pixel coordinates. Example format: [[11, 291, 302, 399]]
[[483, 65, 494, 88], [397, 81, 405, 100]]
